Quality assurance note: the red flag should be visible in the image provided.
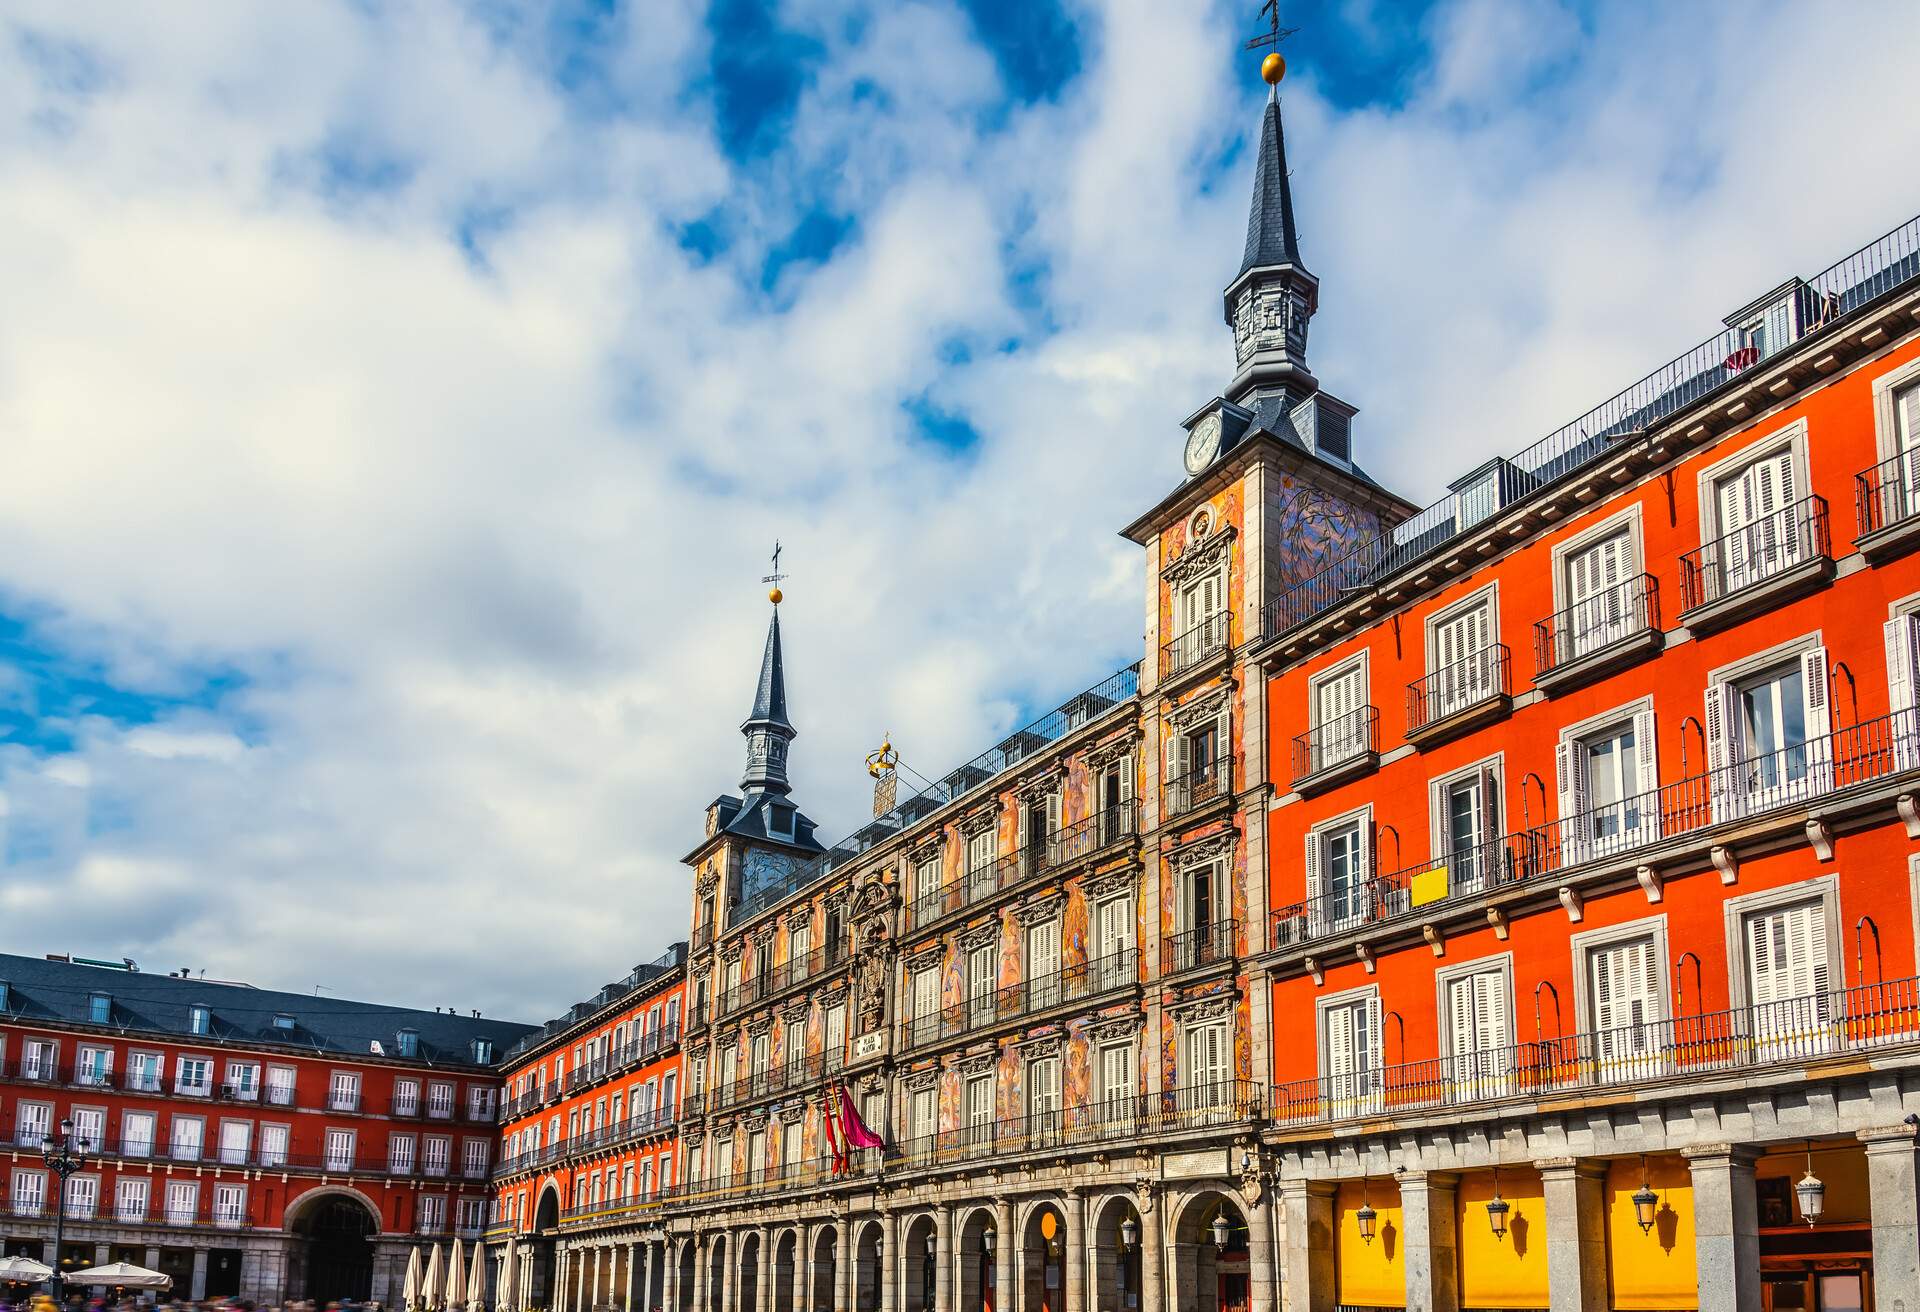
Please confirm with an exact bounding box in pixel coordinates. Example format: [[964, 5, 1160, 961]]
[[823, 1086, 847, 1176], [838, 1080, 885, 1150]]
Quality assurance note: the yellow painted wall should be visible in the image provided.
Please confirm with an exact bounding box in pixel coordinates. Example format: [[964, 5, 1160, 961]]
[[1756, 1143, 1868, 1226], [1456, 1168, 1549, 1310], [1335, 1179, 1404, 1308], [1606, 1157, 1696, 1311]]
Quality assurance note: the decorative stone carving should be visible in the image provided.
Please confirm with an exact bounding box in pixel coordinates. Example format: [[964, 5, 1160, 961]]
[[1170, 991, 1234, 1023], [903, 1067, 941, 1092], [1162, 524, 1236, 586], [1014, 891, 1065, 927], [683, 1128, 706, 1148], [1171, 830, 1237, 870], [1085, 868, 1137, 902], [856, 1072, 885, 1095], [1085, 732, 1140, 771], [777, 1101, 807, 1124], [1166, 687, 1231, 731], [818, 982, 849, 1009], [959, 920, 1002, 952], [958, 805, 999, 838], [823, 887, 851, 913], [1133, 1176, 1159, 1215], [1012, 766, 1065, 805], [909, 830, 948, 859], [781, 997, 812, 1024], [1089, 1014, 1144, 1042], [958, 1048, 999, 1076], [696, 868, 720, 897], [745, 1013, 774, 1036], [906, 943, 947, 972], [1237, 1142, 1265, 1205], [719, 938, 747, 965], [1016, 1033, 1062, 1060], [743, 1109, 769, 1131], [784, 905, 815, 931]]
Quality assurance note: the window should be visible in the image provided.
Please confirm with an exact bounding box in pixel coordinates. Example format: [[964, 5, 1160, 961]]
[[1181, 1018, 1232, 1116], [963, 1074, 995, 1147], [76, 1046, 113, 1087], [14, 1102, 50, 1148], [1304, 812, 1371, 935], [824, 1004, 846, 1067], [1165, 707, 1227, 809], [396, 1029, 419, 1058], [1557, 708, 1659, 861], [467, 1086, 494, 1121], [1736, 886, 1835, 1058], [965, 828, 997, 892], [910, 1086, 937, 1143], [169, 1115, 204, 1161], [165, 1180, 198, 1225], [1020, 792, 1061, 869], [1427, 593, 1497, 718], [68, 1108, 104, 1152], [330, 1071, 361, 1111], [217, 1120, 250, 1165], [790, 921, 812, 965], [127, 1050, 162, 1093], [1094, 896, 1135, 988], [88, 993, 111, 1024], [213, 1182, 245, 1228], [967, 943, 998, 1027], [1099, 1042, 1135, 1125], [394, 1079, 420, 1117], [121, 1111, 155, 1158], [1582, 931, 1665, 1079], [389, 1134, 417, 1174], [1706, 648, 1831, 817], [782, 1021, 804, 1070], [10, 1169, 45, 1216], [272, 1013, 295, 1031], [1319, 993, 1381, 1116], [176, 1055, 213, 1096], [115, 1178, 149, 1223], [188, 1005, 211, 1036], [1097, 757, 1135, 844], [324, 1128, 356, 1172], [20, 1039, 56, 1081], [1708, 443, 1806, 593], [913, 855, 942, 914], [464, 1138, 490, 1178], [750, 1032, 770, 1082], [65, 1174, 98, 1219], [419, 1195, 446, 1234], [224, 1061, 260, 1101], [423, 1135, 451, 1177], [472, 1038, 493, 1064], [457, 1197, 487, 1233], [1027, 1056, 1061, 1130], [1429, 761, 1503, 893], [1026, 919, 1062, 1011], [1310, 657, 1369, 766], [1440, 962, 1513, 1097], [427, 1081, 455, 1118], [661, 1071, 678, 1119], [1561, 526, 1637, 657]]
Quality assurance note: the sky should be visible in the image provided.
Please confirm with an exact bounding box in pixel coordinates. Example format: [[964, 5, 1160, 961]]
[[0, 0, 1916, 1025]]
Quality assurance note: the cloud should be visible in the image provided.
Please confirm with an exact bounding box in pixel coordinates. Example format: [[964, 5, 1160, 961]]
[[0, 0, 1914, 1021]]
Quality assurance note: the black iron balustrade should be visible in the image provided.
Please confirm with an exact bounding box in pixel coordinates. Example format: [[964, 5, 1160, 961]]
[[908, 805, 1138, 930], [1164, 758, 1233, 820], [1534, 573, 1659, 677], [1292, 707, 1378, 785], [900, 947, 1139, 1051], [1407, 644, 1510, 735], [1160, 920, 1237, 976], [1859, 451, 1920, 540], [1679, 495, 1830, 614], [1161, 612, 1231, 680]]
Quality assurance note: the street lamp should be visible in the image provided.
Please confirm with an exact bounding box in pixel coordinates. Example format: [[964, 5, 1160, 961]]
[[1120, 1218, 1138, 1251], [41, 1118, 92, 1303], [1210, 1212, 1231, 1252], [1795, 1142, 1825, 1227], [1485, 1167, 1510, 1241], [1355, 1179, 1377, 1246], [1632, 1156, 1659, 1236]]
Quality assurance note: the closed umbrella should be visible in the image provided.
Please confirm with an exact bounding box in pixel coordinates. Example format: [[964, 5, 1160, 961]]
[[466, 1241, 487, 1312], [498, 1240, 521, 1312], [424, 1243, 445, 1312], [447, 1239, 467, 1312], [403, 1246, 425, 1312]]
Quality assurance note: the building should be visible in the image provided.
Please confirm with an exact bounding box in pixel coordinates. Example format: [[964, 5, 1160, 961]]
[[0, 952, 531, 1303], [488, 946, 687, 1312]]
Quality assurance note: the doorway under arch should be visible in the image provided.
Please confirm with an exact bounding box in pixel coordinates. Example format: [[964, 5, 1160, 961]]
[[290, 1194, 378, 1304]]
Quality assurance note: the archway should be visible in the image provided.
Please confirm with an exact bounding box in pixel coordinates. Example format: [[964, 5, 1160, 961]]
[[739, 1232, 762, 1312], [1020, 1201, 1066, 1312], [707, 1236, 729, 1312], [853, 1220, 884, 1312], [675, 1240, 697, 1312], [809, 1226, 839, 1312], [902, 1214, 938, 1312], [955, 1208, 997, 1312], [1170, 1190, 1249, 1312], [772, 1230, 798, 1312], [528, 1187, 562, 1309], [288, 1192, 378, 1304], [1090, 1194, 1145, 1312]]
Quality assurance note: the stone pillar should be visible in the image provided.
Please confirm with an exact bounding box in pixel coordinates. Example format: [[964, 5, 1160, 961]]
[[191, 1248, 210, 1301], [1861, 1127, 1920, 1312], [144, 1248, 161, 1272], [758, 1229, 774, 1312], [92, 1244, 110, 1269], [881, 1212, 899, 1312], [1399, 1172, 1460, 1312], [627, 1242, 640, 1312], [936, 1207, 954, 1312], [667, 1241, 683, 1312], [1684, 1144, 1762, 1312], [693, 1238, 709, 1312], [1139, 1194, 1165, 1312], [1247, 1190, 1277, 1312], [1066, 1192, 1087, 1312], [993, 1199, 1015, 1312], [1278, 1180, 1335, 1312], [842, 1221, 858, 1312], [1536, 1158, 1608, 1312]]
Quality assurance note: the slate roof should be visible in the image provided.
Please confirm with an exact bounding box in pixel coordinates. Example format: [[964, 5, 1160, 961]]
[[1240, 96, 1305, 277], [0, 953, 535, 1069], [743, 608, 793, 734]]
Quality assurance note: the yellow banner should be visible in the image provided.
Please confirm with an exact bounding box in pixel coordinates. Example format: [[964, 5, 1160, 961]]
[[1410, 864, 1449, 907]]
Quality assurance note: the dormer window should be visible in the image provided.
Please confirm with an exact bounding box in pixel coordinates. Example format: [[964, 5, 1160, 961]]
[[189, 1005, 211, 1037], [766, 804, 794, 841], [397, 1029, 420, 1059], [88, 993, 111, 1024], [272, 1013, 296, 1032], [472, 1038, 493, 1065], [0, 981, 10, 1012]]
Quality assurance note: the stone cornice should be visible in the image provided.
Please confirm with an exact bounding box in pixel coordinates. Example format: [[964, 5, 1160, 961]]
[[1162, 523, 1236, 586]]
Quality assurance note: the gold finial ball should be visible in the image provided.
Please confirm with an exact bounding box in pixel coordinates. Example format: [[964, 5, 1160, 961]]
[[768, 587, 783, 605], [1261, 52, 1286, 84]]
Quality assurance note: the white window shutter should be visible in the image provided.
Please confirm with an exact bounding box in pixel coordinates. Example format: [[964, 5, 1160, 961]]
[[1801, 647, 1832, 740], [1363, 994, 1383, 1079], [1632, 708, 1661, 838], [1447, 976, 1475, 1058], [1479, 764, 1503, 845], [1554, 741, 1574, 819], [1887, 617, 1917, 717], [1046, 791, 1062, 836], [1303, 830, 1323, 906]]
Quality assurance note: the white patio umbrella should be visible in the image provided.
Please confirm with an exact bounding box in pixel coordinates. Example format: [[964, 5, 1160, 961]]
[[498, 1240, 521, 1312], [447, 1238, 467, 1312], [424, 1242, 445, 1311], [465, 1241, 487, 1312], [62, 1263, 171, 1290], [0, 1256, 53, 1284], [402, 1246, 425, 1312]]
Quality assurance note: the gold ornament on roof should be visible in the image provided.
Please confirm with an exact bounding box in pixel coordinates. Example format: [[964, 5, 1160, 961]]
[[1246, 1, 1297, 88], [1261, 52, 1286, 84]]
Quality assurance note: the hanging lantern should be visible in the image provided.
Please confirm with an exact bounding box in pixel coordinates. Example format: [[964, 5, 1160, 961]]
[[1486, 1168, 1510, 1241], [1631, 1183, 1659, 1234], [1355, 1202, 1378, 1246], [1120, 1218, 1139, 1251], [983, 1229, 995, 1256], [1211, 1212, 1232, 1251], [1796, 1142, 1825, 1227]]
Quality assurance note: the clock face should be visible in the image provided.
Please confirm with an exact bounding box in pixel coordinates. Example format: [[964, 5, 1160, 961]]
[[1185, 412, 1223, 475]]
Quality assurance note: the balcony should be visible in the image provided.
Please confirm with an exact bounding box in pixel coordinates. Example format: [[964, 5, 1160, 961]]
[[1532, 573, 1662, 695], [1291, 707, 1379, 795], [1164, 758, 1233, 822], [900, 947, 1139, 1052], [1679, 494, 1832, 633], [907, 805, 1138, 931], [1161, 612, 1231, 683], [1270, 977, 1920, 1131], [1856, 453, 1920, 561], [1271, 711, 1919, 953], [691, 922, 714, 954], [1405, 644, 1511, 747], [711, 1050, 845, 1114], [1160, 920, 1237, 977]]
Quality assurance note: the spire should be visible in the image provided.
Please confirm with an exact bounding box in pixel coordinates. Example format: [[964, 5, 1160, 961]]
[[740, 556, 797, 795], [746, 607, 792, 735], [1239, 95, 1304, 277]]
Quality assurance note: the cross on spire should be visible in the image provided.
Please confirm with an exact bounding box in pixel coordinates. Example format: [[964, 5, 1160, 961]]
[[762, 540, 787, 591], [1243, 0, 1297, 54]]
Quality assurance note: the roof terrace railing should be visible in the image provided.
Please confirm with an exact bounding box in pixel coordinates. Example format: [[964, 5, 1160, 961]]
[[735, 660, 1143, 922], [1260, 214, 1920, 645]]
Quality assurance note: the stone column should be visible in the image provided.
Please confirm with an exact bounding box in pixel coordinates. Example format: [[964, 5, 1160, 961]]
[[628, 1242, 640, 1312], [1066, 1192, 1087, 1312], [594, 1246, 605, 1310], [993, 1199, 1015, 1312], [143, 1248, 161, 1272], [92, 1244, 110, 1268], [843, 1221, 859, 1312], [191, 1248, 210, 1301], [1399, 1172, 1460, 1312], [1139, 1194, 1165, 1312], [1247, 1189, 1278, 1312], [667, 1241, 683, 1312], [1278, 1180, 1335, 1312], [693, 1238, 708, 1312], [1684, 1144, 1761, 1312], [935, 1207, 954, 1312], [881, 1212, 899, 1312], [1861, 1127, 1920, 1312], [758, 1229, 774, 1312], [1536, 1158, 1608, 1312]]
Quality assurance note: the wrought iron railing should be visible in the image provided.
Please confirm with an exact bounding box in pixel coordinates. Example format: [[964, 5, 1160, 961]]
[[900, 948, 1139, 1051], [1161, 920, 1237, 976], [1165, 757, 1233, 819], [1161, 612, 1231, 679], [1534, 573, 1659, 676], [1407, 644, 1509, 733], [1260, 214, 1920, 644], [1857, 451, 1920, 539], [907, 805, 1137, 930], [1679, 495, 1829, 612], [1292, 707, 1378, 783], [1270, 977, 1920, 1128], [1271, 710, 1920, 949]]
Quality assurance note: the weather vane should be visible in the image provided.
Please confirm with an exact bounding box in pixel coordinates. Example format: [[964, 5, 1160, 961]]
[[763, 541, 787, 605], [1245, 0, 1297, 87]]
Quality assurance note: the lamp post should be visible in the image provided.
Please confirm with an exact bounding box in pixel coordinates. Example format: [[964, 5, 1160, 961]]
[[41, 1118, 92, 1305]]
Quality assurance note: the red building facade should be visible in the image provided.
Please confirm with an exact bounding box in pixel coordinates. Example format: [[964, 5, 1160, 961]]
[[0, 953, 529, 1304]]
